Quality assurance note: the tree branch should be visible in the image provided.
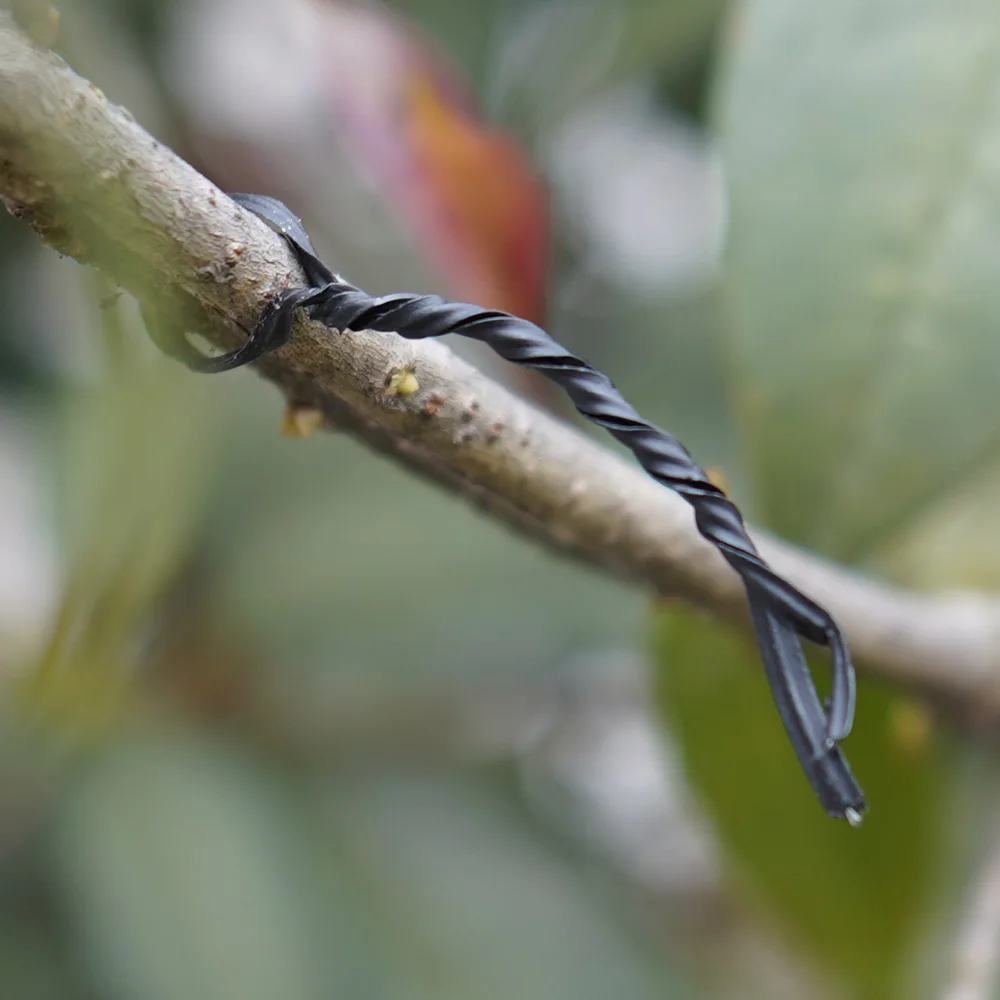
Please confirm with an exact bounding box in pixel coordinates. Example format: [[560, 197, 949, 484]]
[[1, 15, 999, 717]]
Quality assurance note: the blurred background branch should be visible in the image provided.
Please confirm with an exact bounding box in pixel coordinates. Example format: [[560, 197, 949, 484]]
[[941, 803, 1000, 1000], [1, 11, 999, 725]]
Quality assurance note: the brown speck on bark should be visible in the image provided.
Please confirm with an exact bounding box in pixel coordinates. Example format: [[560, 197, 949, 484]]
[[423, 392, 446, 417]]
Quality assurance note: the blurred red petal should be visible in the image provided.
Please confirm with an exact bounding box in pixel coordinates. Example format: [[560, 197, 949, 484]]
[[404, 70, 550, 323], [311, 4, 550, 323]]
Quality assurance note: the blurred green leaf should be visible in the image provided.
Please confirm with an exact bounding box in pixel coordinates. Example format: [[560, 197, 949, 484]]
[[621, 0, 728, 85], [719, 0, 1000, 561], [52, 730, 374, 1000], [485, 0, 727, 131], [653, 609, 947, 999], [56, 356, 214, 618], [873, 456, 1000, 590], [317, 770, 678, 1000], [41, 352, 215, 682], [0, 918, 82, 1000]]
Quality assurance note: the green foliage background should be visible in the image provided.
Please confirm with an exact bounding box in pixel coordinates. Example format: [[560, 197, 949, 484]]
[[0, 1, 996, 998]]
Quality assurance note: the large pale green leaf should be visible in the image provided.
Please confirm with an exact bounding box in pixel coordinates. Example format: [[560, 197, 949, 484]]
[[653, 2, 988, 993], [720, 0, 1000, 561], [654, 609, 947, 1000]]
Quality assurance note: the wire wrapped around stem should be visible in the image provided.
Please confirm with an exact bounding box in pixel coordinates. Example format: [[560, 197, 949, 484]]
[[146, 192, 865, 822]]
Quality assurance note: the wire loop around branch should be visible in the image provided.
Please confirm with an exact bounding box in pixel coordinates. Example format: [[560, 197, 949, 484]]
[[147, 192, 865, 822]]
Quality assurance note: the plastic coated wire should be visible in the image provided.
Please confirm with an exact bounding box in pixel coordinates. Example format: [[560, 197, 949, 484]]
[[146, 192, 865, 822]]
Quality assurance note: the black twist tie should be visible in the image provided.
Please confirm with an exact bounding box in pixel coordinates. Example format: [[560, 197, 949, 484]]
[[153, 192, 865, 822]]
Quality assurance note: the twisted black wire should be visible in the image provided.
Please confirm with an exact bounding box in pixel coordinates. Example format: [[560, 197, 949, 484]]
[[151, 193, 865, 821]]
